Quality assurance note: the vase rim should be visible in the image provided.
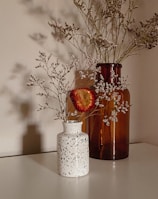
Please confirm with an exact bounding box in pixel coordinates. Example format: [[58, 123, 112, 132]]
[[64, 120, 82, 124]]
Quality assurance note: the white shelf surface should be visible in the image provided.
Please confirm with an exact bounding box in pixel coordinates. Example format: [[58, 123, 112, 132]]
[[0, 143, 158, 199]]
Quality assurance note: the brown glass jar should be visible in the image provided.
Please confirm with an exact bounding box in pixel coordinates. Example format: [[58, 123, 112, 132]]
[[88, 63, 130, 160]]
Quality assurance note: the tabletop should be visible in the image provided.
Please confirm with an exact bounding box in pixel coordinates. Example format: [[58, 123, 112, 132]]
[[0, 143, 158, 199]]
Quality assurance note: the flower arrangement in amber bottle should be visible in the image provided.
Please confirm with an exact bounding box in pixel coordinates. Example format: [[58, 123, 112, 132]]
[[28, 0, 158, 125], [28, 53, 129, 125]]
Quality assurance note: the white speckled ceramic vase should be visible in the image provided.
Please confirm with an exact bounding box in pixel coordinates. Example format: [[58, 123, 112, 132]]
[[57, 121, 89, 177]]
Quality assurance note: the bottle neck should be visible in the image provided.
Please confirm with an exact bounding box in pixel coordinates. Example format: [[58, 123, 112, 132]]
[[96, 63, 122, 84]]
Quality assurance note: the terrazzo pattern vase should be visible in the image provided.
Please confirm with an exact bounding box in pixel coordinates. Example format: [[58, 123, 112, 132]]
[[57, 121, 89, 177]]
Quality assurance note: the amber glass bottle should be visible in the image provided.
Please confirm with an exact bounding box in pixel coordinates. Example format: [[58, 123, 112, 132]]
[[88, 63, 130, 160]]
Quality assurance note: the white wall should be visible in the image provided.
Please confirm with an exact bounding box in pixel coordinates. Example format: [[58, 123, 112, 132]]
[[137, 0, 158, 145], [0, 0, 64, 156], [0, 0, 158, 156]]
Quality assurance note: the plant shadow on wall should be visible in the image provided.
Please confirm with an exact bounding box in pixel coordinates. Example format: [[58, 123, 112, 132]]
[[0, 63, 43, 155], [20, 0, 83, 61]]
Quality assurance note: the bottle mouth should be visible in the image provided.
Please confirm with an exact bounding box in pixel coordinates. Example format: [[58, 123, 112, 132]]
[[96, 63, 122, 68]]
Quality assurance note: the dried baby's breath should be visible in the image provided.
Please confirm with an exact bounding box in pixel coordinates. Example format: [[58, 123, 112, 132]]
[[93, 66, 130, 125], [27, 52, 78, 121]]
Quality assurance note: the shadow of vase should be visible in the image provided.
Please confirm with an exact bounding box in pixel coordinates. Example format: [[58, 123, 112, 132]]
[[19, 100, 43, 155], [22, 124, 43, 155]]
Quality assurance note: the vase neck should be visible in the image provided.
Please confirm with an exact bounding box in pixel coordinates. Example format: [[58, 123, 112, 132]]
[[63, 121, 82, 134], [96, 63, 122, 84]]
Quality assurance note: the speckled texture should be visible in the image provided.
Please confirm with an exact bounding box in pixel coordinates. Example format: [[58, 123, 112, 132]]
[[57, 121, 89, 177]]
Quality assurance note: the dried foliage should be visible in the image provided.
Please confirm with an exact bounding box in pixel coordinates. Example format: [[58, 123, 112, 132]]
[[80, 66, 130, 125], [27, 52, 79, 121], [28, 53, 130, 123], [49, 0, 158, 64], [28, 0, 158, 123]]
